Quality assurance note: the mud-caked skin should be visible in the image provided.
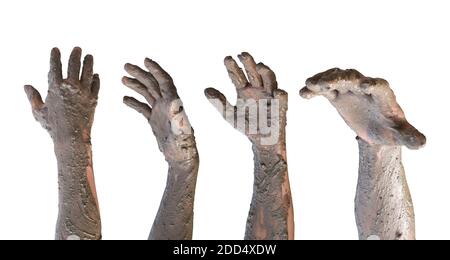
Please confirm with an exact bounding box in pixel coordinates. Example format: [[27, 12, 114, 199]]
[[24, 47, 101, 240], [300, 68, 426, 149], [300, 68, 426, 240], [122, 58, 199, 240], [205, 53, 294, 240]]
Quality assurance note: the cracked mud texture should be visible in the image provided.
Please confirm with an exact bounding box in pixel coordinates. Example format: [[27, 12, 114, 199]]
[[25, 47, 101, 240], [300, 68, 426, 240], [122, 58, 199, 240], [205, 53, 294, 240]]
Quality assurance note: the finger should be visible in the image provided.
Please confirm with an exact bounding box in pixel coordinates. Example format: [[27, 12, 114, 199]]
[[204, 87, 236, 126], [68, 47, 82, 81], [299, 86, 318, 99], [24, 85, 44, 111], [395, 121, 427, 150], [48, 47, 63, 87], [360, 78, 395, 106], [124, 63, 161, 99], [123, 96, 152, 120], [301, 83, 338, 101], [81, 54, 94, 87], [256, 63, 277, 93], [224, 56, 248, 90], [237, 52, 263, 88], [122, 76, 156, 106], [274, 89, 288, 111], [91, 74, 100, 100], [144, 58, 178, 99]]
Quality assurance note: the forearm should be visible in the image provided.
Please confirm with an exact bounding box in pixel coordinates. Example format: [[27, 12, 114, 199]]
[[355, 137, 415, 240], [149, 157, 200, 240], [245, 143, 294, 240], [54, 137, 101, 240]]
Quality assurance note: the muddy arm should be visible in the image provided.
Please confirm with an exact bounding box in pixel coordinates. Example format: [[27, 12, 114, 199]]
[[245, 139, 294, 240], [122, 59, 199, 240], [355, 138, 414, 240], [205, 53, 294, 240], [300, 68, 425, 240], [25, 47, 101, 240], [148, 158, 199, 240]]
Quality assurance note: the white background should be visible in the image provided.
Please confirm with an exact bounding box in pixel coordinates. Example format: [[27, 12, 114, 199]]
[[0, 0, 448, 240]]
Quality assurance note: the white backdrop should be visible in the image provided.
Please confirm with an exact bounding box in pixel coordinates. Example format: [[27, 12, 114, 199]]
[[0, 0, 448, 240]]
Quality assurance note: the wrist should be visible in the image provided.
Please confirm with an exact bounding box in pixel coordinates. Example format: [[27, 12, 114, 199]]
[[252, 137, 286, 160], [52, 127, 93, 146], [252, 141, 288, 183], [163, 134, 199, 166], [357, 136, 402, 178], [54, 138, 91, 159], [53, 135, 93, 180], [357, 136, 401, 156]]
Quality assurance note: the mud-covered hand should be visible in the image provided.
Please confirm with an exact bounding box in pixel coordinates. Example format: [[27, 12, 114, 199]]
[[122, 59, 199, 240], [204, 52, 288, 147], [204, 53, 294, 240], [300, 68, 426, 149], [25, 47, 100, 142], [123, 59, 198, 164]]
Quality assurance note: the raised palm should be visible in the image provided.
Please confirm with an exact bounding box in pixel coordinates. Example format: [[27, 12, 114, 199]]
[[24, 47, 100, 140], [205, 52, 288, 146]]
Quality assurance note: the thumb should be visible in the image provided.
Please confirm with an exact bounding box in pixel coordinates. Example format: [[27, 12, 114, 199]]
[[24, 85, 44, 111], [204, 87, 236, 125], [299, 86, 318, 99], [204, 87, 234, 113], [395, 121, 427, 150]]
